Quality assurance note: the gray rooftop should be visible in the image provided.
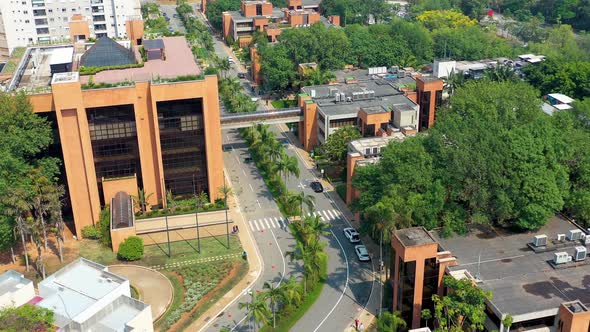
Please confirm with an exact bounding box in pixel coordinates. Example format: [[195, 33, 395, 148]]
[[302, 0, 321, 7], [143, 39, 165, 50], [395, 227, 438, 247], [432, 216, 590, 320], [301, 79, 417, 117]]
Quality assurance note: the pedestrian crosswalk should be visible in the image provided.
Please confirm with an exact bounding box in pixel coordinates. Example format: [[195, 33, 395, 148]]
[[248, 209, 343, 231]]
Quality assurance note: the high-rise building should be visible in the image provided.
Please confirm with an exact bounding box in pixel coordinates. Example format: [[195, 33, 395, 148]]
[[0, 0, 140, 60]]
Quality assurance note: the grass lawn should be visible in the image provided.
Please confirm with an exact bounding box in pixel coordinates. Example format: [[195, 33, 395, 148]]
[[156, 271, 184, 329], [79, 239, 117, 266], [271, 99, 297, 109], [141, 235, 243, 267], [260, 255, 328, 332]]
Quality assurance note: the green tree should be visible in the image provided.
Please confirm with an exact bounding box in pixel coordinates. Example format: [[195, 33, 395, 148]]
[[261, 281, 285, 328], [206, 0, 241, 30], [322, 126, 361, 165], [259, 44, 296, 94], [282, 277, 304, 307], [417, 10, 477, 30], [376, 311, 406, 332], [432, 276, 492, 331], [238, 292, 270, 330], [288, 191, 316, 217], [0, 304, 55, 332]]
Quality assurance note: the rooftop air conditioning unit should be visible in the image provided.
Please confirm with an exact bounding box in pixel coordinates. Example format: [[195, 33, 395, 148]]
[[533, 234, 548, 247], [567, 229, 583, 241], [554, 252, 571, 265], [310, 89, 316, 98], [575, 246, 587, 261], [335, 93, 340, 102], [585, 236, 590, 245], [557, 234, 566, 242]]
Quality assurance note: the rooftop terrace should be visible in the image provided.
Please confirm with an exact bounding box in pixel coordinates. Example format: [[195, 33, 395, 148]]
[[432, 216, 590, 320]]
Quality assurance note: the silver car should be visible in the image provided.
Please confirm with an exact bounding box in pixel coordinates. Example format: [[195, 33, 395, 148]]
[[343, 228, 360, 243], [355, 245, 370, 262]]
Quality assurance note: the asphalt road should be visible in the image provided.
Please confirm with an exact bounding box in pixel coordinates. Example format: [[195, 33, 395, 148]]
[[193, 8, 378, 330], [159, 4, 186, 34]]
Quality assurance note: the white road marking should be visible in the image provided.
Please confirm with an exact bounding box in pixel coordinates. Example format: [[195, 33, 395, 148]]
[[248, 183, 254, 192], [256, 199, 261, 208], [313, 230, 350, 332], [321, 210, 330, 220], [326, 210, 336, 220], [264, 218, 271, 229], [249, 220, 255, 231], [253, 220, 260, 231], [331, 209, 340, 219], [277, 218, 284, 228], [242, 169, 246, 176], [235, 156, 241, 165], [270, 218, 277, 228]]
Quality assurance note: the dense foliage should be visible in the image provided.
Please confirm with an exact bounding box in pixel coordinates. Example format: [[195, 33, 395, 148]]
[[207, 0, 241, 30], [218, 78, 257, 113], [117, 236, 144, 261], [493, 0, 590, 31], [352, 80, 583, 235], [0, 304, 55, 332], [321, 126, 361, 165]]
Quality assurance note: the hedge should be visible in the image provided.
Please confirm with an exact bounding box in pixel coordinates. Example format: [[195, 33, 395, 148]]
[[81, 225, 100, 239], [78, 63, 144, 75]]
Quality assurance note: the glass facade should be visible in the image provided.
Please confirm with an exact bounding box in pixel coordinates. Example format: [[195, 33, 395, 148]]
[[156, 98, 208, 197], [398, 258, 416, 324], [86, 104, 142, 205], [419, 90, 431, 130], [422, 257, 439, 326]]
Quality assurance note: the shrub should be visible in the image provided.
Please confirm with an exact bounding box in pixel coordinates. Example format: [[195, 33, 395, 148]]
[[78, 63, 144, 75], [82, 225, 101, 239], [98, 206, 112, 247], [117, 236, 144, 261]]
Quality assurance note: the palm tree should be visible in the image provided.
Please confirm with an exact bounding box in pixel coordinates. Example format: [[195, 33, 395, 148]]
[[132, 189, 153, 214], [216, 56, 231, 78], [288, 191, 315, 219], [267, 140, 284, 163], [238, 292, 270, 331], [277, 152, 300, 183], [377, 311, 406, 332], [261, 281, 285, 328], [285, 241, 312, 292], [282, 277, 304, 307]]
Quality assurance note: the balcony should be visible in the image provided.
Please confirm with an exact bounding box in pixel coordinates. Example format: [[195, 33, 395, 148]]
[[33, 9, 47, 17], [90, 0, 104, 4], [92, 7, 105, 14], [34, 19, 48, 26], [93, 15, 106, 22], [94, 24, 107, 31]]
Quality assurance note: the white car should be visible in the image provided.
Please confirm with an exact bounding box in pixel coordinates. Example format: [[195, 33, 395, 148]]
[[355, 245, 370, 262], [228, 57, 235, 63], [343, 228, 360, 243]]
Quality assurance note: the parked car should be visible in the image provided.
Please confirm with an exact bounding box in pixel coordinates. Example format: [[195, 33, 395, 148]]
[[244, 157, 253, 163], [343, 228, 360, 243], [355, 245, 370, 261], [237, 72, 246, 79], [228, 57, 235, 63], [310, 181, 324, 193]]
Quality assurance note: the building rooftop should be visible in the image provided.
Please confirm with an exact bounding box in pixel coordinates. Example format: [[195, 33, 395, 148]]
[[37, 258, 127, 327], [143, 39, 165, 50], [548, 93, 574, 104], [62, 295, 149, 332], [0, 270, 32, 299], [395, 227, 438, 247], [432, 216, 590, 319], [302, 75, 417, 118], [13, 36, 200, 91], [301, 0, 321, 7], [349, 135, 401, 155]]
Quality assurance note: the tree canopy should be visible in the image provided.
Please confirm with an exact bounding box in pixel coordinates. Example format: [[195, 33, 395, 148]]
[[0, 304, 55, 332], [352, 80, 578, 234]]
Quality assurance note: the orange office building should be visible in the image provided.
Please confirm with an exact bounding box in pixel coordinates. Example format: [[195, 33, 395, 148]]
[[13, 35, 223, 238]]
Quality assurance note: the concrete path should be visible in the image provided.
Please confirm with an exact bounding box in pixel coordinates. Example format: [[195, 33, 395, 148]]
[[108, 265, 174, 322]]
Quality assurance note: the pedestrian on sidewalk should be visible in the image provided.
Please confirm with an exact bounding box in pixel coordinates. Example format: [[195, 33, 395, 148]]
[[236, 225, 239, 233], [354, 318, 359, 331], [359, 322, 364, 332]]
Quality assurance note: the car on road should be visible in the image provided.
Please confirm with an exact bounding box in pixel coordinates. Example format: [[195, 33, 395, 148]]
[[343, 228, 360, 243], [251, 97, 260, 102], [173, 13, 179, 18], [355, 245, 370, 261], [310, 181, 324, 193], [222, 145, 232, 152], [244, 157, 253, 163], [237, 72, 246, 79], [228, 57, 235, 64]]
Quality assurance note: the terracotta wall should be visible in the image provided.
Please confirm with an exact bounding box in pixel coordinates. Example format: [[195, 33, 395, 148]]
[[288, 0, 302, 9], [68, 15, 90, 42], [222, 12, 232, 40], [345, 153, 363, 204], [102, 176, 139, 208], [416, 77, 443, 130], [266, 28, 281, 42], [250, 47, 261, 85], [359, 111, 391, 136], [29, 76, 223, 238], [558, 303, 590, 332], [125, 19, 144, 46], [302, 100, 318, 151], [111, 227, 137, 252], [328, 15, 340, 26]]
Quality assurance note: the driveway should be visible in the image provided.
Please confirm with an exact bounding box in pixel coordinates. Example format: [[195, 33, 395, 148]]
[[109, 265, 174, 321]]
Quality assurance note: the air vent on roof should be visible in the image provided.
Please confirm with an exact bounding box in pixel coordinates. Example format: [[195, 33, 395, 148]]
[[310, 89, 316, 98], [567, 229, 583, 241], [575, 246, 587, 261], [557, 234, 565, 242], [554, 252, 571, 265], [532, 235, 547, 247]]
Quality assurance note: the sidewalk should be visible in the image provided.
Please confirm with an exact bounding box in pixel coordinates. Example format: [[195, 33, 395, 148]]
[[188, 172, 263, 331], [277, 124, 380, 331]]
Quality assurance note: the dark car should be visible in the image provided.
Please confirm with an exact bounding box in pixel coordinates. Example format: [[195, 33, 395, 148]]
[[244, 157, 253, 163], [310, 181, 323, 193], [238, 72, 246, 79]]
